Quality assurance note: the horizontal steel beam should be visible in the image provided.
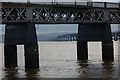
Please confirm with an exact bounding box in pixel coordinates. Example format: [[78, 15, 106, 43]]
[[1, 2, 120, 24]]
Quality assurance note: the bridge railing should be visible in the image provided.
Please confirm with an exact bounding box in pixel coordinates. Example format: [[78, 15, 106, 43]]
[[1, 1, 120, 8], [31, 2, 120, 8]]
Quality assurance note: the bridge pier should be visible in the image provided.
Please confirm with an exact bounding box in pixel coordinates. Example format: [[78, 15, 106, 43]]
[[24, 43, 39, 69], [24, 22, 39, 69], [77, 41, 88, 60], [102, 40, 114, 61], [4, 22, 39, 69], [4, 45, 17, 68], [77, 23, 114, 61]]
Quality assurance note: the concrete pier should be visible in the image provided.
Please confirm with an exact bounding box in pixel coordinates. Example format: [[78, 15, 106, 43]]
[[4, 22, 39, 69], [102, 40, 114, 61], [24, 22, 39, 69], [24, 43, 39, 69], [77, 41, 88, 60], [4, 45, 17, 68], [102, 23, 114, 61], [77, 23, 114, 61]]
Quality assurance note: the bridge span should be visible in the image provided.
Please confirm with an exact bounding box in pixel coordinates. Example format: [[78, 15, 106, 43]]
[[0, 2, 120, 69], [1, 2, 120, 24]]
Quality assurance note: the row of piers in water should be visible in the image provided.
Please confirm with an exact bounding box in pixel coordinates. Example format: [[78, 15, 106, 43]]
[[3, 22, 114, 69], [57, 36, 77, 41], [57, 34, 120, 41]]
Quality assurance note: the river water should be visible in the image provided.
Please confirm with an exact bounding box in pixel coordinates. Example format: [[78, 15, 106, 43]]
[[0, 41, 119, 80]]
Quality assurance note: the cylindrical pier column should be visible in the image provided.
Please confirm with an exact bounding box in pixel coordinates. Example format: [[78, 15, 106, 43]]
[[77, 41, 88, 60], [4, 24, 18, 68], [102, 40, 114, 61], [102, 23, 114, 61], [4, 45, 17, 68], [24, 43, 39, 69], [24, 22, 39, 69], [77, 24, 88, 60]]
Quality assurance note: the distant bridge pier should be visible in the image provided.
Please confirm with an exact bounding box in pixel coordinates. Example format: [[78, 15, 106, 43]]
[[71, 37, 73, 41], [68, 36, 71, 41], [67, 36, 69, 41], [112, 35, 120, 41], [64, 36, 76, 41], [4, 22, 39, 69], [77, 23, 114, 61]]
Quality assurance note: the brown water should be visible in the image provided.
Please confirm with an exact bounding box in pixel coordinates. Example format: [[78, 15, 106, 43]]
[[0, 41, 119, 79]]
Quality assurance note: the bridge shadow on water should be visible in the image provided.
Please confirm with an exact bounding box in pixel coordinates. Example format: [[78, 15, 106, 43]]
[[2, 60, 118, 80], [76, 60, 117, 79]]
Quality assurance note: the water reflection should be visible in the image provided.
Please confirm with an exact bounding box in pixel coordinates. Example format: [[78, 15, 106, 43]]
[[4, 68, 18, 79], [25, 69, 40, 79], [76, 60, 89, 78], [76, 60, 117, 79], [102, 61, 115, 79], [3, 68, 40, 79], [1, 42, 118, 79]]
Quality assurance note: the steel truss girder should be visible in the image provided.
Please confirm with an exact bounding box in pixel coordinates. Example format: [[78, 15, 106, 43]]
[[108, 10, 120, 23], [33, 8, 105, 22], [2, 8, 26, 21], [1, 7, 120, 23]]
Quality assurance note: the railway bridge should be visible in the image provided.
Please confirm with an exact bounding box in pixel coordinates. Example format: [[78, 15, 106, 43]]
[[0, 2, 120, 69]]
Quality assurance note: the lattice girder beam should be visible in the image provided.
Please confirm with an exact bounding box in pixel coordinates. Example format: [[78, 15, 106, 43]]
[[1, 6, 120, 23]]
